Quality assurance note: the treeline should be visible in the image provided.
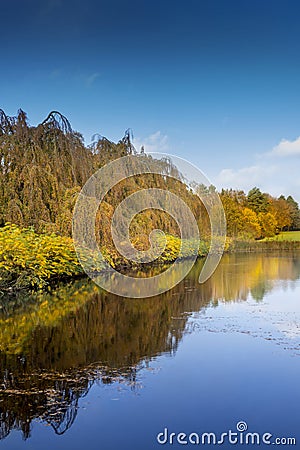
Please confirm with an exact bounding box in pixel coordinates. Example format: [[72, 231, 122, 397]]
[[0, 109, 299, 245], [220, 187, 300, 239]]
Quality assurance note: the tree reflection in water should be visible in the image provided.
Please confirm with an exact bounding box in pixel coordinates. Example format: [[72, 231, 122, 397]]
[[0, 252, 299, 439]]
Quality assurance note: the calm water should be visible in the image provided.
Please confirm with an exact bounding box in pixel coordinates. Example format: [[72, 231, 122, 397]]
[[0, 253, 300, 449]]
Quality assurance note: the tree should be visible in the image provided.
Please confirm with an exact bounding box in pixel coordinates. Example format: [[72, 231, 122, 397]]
[[286, 196, 300, 230], [0, 109, 209, 246], [220, 190, 243, 236], [269, 197, 292, 232], [247, 187, 269, 214], [240, 207, 261, 239], [258, 212, 277, 238]]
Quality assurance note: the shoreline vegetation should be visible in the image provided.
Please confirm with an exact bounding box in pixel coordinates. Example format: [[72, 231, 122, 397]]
[[0, 109, 300, 293], [1, 224, 300, 293]]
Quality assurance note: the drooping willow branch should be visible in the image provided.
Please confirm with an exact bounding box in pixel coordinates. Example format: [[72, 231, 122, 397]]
[[0, 109, 14, 135], [41, 111, 72, 134]]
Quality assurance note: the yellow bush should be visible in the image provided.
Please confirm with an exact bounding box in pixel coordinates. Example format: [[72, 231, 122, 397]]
[[0, 224, 83, 289]]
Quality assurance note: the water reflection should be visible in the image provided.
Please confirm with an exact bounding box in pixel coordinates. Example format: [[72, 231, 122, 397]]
[[0, 252, 299, 439]]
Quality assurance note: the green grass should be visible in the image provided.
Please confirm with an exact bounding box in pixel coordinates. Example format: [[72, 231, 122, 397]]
[[262, 231, 300, 242]]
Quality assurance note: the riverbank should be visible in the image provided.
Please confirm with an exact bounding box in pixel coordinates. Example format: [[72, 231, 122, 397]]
[[262, 230, 300, 242], [0, 224, 212, 292], [1, 224, 300, 293], [228, 238, 300, 253]]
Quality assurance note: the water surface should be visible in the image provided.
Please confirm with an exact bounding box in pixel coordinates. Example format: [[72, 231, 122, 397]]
[[0, 253, 300, 449]]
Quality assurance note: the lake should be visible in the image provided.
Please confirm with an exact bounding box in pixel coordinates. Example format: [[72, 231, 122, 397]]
[[0, 252, 300, 449]]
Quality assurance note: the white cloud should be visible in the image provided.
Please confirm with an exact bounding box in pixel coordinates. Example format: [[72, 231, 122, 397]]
[[133, 131, 169, 153], [86, 72, 100, 87], [270, 136, 300, 157], [216, 165, 282, 197], [215, 138, 300, 203], [218, 165, 277, 186], [48, 70, 100, 87]]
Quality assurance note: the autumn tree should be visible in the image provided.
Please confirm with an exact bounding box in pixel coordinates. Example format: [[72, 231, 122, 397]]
[[258, 212, 277, 237], [240, 207, 261, 239], [269, 196, 292, 232]]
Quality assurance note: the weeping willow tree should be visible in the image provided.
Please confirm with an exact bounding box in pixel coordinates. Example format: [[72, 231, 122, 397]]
[[0, 111, 151, 235], [0, 110, 92, 234], [0, 109, 210, 245]]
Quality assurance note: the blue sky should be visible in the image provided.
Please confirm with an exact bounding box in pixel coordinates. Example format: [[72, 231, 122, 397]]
[[1, 0, 300, 201]]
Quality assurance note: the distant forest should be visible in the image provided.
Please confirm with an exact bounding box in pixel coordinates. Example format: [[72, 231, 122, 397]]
[[0, 109, 299, 244]]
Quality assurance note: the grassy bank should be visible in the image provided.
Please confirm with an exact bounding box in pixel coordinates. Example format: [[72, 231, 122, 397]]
[[261, 231, 300, 242], [229, 230, 300, 252], [228, 237, 300, 252]]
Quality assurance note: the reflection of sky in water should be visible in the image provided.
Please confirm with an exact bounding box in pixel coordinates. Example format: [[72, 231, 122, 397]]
[[187, 279, 300, 356]]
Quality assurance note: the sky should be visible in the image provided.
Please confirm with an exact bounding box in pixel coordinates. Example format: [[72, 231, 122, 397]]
[[1, 0, 300, 202]]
